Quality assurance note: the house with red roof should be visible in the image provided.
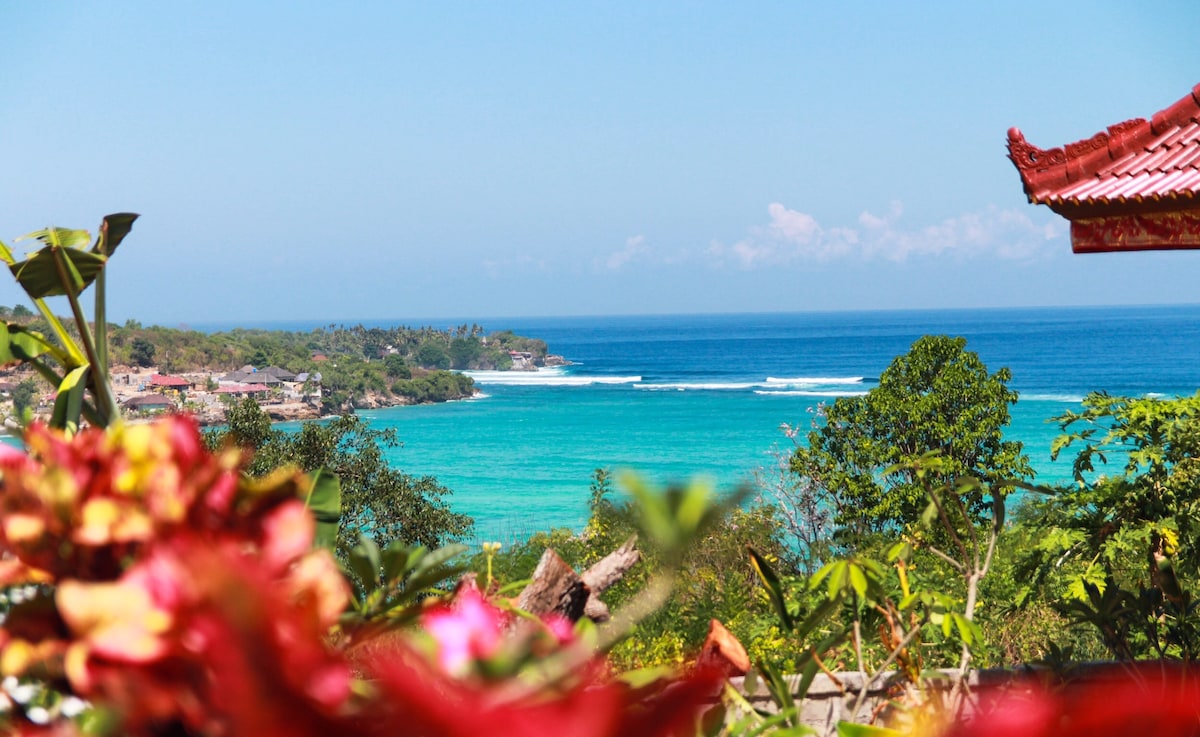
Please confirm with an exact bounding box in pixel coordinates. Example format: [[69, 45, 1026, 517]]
[[1007, 83, 1200, 253], [149, 374, 192, 391]]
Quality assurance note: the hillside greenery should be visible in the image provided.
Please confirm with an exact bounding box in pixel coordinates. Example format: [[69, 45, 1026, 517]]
[[0, 307, 549, 410]]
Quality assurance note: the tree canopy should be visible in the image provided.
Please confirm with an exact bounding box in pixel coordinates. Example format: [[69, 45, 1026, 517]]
[[790, 335, 1031, 536], [209, 399, 473, 558]]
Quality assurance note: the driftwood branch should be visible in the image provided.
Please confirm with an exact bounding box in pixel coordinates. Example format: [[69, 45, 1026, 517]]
[[516, 535, 641, 623], [516, 548, 589, 621], [580, 535, 641, 622]]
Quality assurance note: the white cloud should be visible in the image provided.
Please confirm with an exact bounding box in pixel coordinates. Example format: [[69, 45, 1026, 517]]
[[707, 201, 1065, 269], [600, 234, 648, 271], [766, 203, 820, 243]]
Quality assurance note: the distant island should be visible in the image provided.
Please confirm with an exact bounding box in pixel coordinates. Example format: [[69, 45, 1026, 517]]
[[0, 310, 565, 426]]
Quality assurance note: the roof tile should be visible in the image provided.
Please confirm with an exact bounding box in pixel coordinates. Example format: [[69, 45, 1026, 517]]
[[1008, 83, 1200, 212]]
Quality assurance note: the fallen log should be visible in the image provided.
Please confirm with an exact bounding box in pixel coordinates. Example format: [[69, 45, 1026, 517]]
[[516, 535, 641, 623]]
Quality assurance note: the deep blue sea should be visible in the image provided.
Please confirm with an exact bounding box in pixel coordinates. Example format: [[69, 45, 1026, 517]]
[[241, 306, 1200, 543]]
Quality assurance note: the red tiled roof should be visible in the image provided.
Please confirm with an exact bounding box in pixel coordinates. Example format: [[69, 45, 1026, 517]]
[[1007, 83, 1200, 217], [150, 374, 191, 387]]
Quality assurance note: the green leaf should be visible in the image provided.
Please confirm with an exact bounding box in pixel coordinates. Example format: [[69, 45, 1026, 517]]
[[93, 213, 139, 256], [793, 597, 840, 641], [885, 541, 911, 563], [4, 324, 49, 360], [349, 537, 382, 596], [758, 661, 798, 728], [615, 664, 676, 689], [380, 540, 411, 582], [9, 246, 108, 298], [837, 721, 903, 737], [949, 613, 983, 646], [0, 323, 13, 366], [304, 469, 341, 550], [412, 543, 468, 576], [700, 703, 726, 737], [403, 544, 468, 595], [50, 365, 89, 433], [675, 482, 710, 531], [848, 563, 868, 600], [22, 227, 92, 249], [749, 546, 794, 631], [827, 561, 848, 601]]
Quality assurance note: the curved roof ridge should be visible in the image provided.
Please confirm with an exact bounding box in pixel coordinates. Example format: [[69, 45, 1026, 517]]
[[1007, 83, 1200, 215]]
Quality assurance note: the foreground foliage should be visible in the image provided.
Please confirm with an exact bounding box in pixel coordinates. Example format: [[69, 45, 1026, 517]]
[[0, 416, 728, 736]]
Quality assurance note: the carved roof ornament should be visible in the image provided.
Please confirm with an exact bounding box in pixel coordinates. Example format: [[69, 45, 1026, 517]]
[[1007, 83, 1200, 223]]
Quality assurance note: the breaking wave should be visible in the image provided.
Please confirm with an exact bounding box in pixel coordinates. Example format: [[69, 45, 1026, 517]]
[[1019, 393, 1086, 403], [634, 376, 870, 392], [764, 376, 866, 386], [754, 389, 869, 397], [464, 369, 641, 386], [634, 382, 763, 391]]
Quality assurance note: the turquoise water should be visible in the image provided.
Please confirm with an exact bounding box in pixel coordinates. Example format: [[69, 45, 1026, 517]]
[[324, 306, 1200, 542]]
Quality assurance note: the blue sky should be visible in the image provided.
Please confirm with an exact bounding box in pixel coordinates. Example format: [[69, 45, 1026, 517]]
[[2, 2, 1198, 326]]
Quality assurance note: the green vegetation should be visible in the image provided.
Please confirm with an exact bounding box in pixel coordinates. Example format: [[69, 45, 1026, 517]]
[[479, 470, 793, 669], [0, 300, 552, 412], [1017, 392, 1200, 661], [209, 398, 472, 559], [790, 335, 1031, 538], [473, 334, 1200, 692], [98, 322, 545, 375], [1, 214, 1188, 699], [11, 378, 39, 419]]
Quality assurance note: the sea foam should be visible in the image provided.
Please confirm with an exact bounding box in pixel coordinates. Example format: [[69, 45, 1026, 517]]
[[765, 376, 866, 385], [754, 389, 869, 397], [634, 382, 763, 391], [464, 369, 641, 386]]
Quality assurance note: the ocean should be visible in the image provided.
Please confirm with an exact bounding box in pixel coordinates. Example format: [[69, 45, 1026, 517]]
[[299, 305, 1200, 543]]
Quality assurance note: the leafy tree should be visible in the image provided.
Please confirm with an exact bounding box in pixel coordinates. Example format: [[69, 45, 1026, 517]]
[[209, 399, 472, 559], [383, 354, 411, 379], [790, 335, 1031, 537], [220, 395, 275, 453], [11, 379, 39, 418], [415, 342, 450, 370], [449, 337, 482, 370], [11, 304, 32, 318], [391, 371, 474, 403], [1018, 392, 1200, 661], [130, 336, 156, 368]]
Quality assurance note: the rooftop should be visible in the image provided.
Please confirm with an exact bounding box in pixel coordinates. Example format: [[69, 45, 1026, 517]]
[[1007, 83, 1200, 218]]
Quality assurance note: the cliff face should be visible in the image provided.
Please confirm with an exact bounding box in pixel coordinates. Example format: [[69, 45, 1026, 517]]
[[265, 402, 323, 422]]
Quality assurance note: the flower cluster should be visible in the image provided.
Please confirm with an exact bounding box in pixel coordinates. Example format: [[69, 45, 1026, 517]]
[[0, 417, 722, 737], [0, 417, 350, 735]]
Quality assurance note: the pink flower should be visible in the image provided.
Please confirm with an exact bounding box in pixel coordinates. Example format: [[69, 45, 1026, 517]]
[[421, 583, 506, 675], [542, 614, 576, 645]]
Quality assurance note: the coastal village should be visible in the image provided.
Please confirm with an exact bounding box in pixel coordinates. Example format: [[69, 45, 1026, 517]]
[[0, 344, 565, 429], [1, 363, 326, 428]]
